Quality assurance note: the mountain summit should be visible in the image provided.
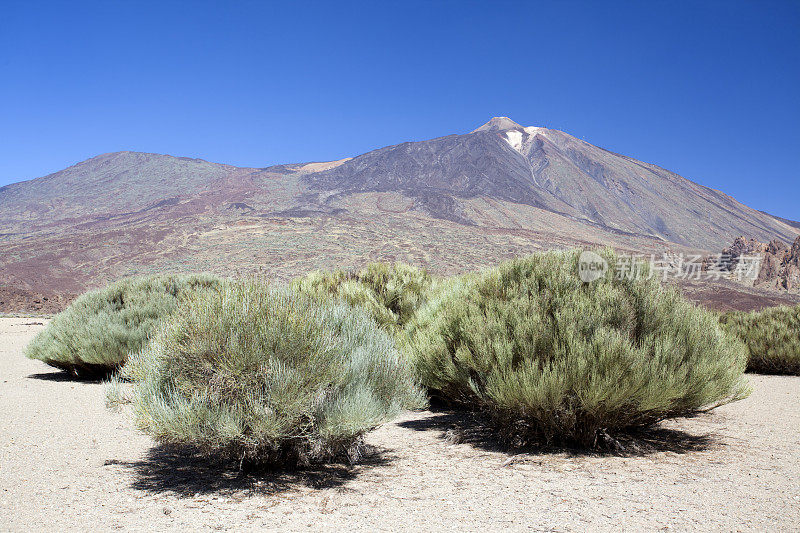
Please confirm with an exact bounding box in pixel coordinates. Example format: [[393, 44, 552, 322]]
[[471, 116, 526, 132]]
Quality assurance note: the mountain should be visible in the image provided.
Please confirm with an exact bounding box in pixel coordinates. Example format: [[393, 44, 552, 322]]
[[0, 152, 258, 230], [1, 117, 798, 312], [306, 117, 797, 249]]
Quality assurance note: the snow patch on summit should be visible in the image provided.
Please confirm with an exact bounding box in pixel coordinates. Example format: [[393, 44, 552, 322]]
[[504, 130, 524, 152], [503, 127, 548, 154], [524, 126, 546, 136]]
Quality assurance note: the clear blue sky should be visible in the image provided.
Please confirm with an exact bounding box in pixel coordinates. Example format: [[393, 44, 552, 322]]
[[1, 0, 798, 219]]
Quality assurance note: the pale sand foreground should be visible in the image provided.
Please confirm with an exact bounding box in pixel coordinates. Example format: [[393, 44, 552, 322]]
[[1, 318, 798, 532]]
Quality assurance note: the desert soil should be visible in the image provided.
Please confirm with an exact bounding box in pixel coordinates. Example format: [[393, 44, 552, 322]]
[[1, 318, 798, 532]]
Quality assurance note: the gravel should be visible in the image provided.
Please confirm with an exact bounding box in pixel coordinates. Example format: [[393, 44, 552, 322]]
[[1, 318, 798, 531]]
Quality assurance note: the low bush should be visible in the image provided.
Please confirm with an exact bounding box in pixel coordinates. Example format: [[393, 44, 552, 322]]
[[292, 262, 432, 333], [720, 305, 800, 375], [404, 249, 749, 449], [110, 282, 425, 467], [25, 274, 221, 377]]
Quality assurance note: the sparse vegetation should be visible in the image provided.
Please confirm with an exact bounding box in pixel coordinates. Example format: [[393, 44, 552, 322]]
[[292, 262, 433, 333], [720, 305, 800, 375], [110, 281, 425, 467], [404, 249, 750, 449], [25, 274, 221, 377]]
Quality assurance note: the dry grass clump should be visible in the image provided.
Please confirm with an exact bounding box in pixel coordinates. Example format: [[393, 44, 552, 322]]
[[25, 274, 221, 377], [110, 281, 425, 468], [292, 262, 432, 333], [720, 305, 800, 375], [404, 249, 750, 449]]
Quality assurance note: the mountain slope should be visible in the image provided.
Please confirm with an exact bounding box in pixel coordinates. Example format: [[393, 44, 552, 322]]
[[305, 117, 797, 249], [0, 151, 259, 219]]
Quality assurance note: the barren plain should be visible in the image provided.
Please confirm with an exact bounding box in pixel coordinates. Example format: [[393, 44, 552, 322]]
[[2, 318, 798, 532]]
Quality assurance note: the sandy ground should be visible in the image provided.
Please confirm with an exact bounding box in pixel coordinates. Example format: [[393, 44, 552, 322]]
[[1, 318, 798, 532]]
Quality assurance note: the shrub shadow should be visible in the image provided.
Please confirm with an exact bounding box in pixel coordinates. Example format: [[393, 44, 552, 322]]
[[26, 371, 106, 383], [115, 444, 394, 497], [399, 407, 717, 457]]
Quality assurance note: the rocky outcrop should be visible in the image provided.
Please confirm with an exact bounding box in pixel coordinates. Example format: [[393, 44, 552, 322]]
[[714, 235, 800, 291]]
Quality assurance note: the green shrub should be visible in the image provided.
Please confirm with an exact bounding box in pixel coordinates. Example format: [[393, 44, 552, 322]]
[[404, 249, 749, 449], [720, 305, 800, 375], [110, 281, 425, 467], [25, 274, 221, 377], [292, 262, 432, 333]]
